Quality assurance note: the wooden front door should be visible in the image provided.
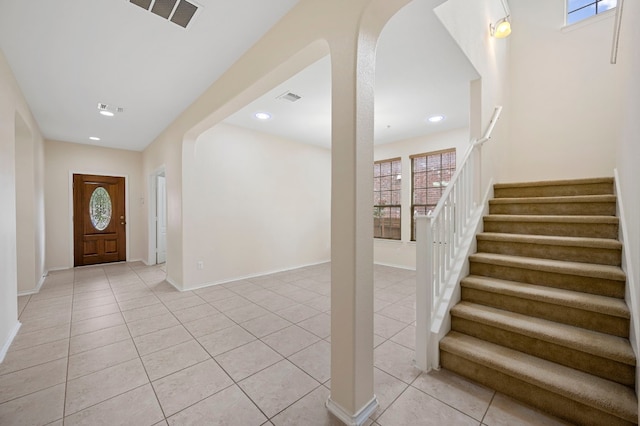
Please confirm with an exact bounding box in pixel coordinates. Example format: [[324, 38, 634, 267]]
[[73, 174, 126, 266]]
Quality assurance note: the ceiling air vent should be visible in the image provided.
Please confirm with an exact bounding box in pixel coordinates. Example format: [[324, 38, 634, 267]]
[[151, 0, 177, 19], [171, 0, 198, 28], [130, 0, 152, 9], [97, 102, 124, 116], [277, 91, 302, 103], [129, 0, 199, 29]]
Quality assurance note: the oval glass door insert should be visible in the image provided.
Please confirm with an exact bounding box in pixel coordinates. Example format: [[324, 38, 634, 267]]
[[89, 187, 112, 231]]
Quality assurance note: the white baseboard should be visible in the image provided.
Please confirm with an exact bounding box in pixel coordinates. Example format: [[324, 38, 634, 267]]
[[180, 260, 331, 292], [326, 396, 378, 426], [17, 273, 48, 297], [46, 266, 71, 272], [165, 276, 183, 292], [373, 261, 416, 271], [614, 169, 640, 401], [0, 322, 21, 363]]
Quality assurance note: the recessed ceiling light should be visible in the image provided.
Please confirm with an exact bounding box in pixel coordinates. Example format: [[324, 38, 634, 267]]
[[89, 136, 101, 141], [428, 114, 445, 123], [254, 112, 272, 120], [99, 110, 115, 117]]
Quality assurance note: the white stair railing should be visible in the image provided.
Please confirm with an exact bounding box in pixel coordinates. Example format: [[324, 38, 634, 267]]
[[415, 106, 503, 371]]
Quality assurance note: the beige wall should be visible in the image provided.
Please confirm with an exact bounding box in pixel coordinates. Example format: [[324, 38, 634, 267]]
[[181, 123, 330, 289], [45, 140, 145, 270], [15, 113, 46, 294], [373, 127, 471, 269], [435, 0, 511, 190], [0, 48, 46, 357], [142, 119, 184, 286], [506, 0, 621, 181]]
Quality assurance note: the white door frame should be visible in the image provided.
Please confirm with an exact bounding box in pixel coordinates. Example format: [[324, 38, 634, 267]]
[[147, 166, 166, 265]]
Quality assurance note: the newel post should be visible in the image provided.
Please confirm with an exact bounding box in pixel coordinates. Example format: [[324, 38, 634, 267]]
[[415, 215, 433, 371]]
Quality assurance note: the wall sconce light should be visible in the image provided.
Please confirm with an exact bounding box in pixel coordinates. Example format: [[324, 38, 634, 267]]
[[490, 0, 512, 38], [490, 17, 511, 38]]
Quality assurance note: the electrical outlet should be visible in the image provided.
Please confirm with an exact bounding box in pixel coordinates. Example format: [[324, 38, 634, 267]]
[[197, 261, 204, 270]]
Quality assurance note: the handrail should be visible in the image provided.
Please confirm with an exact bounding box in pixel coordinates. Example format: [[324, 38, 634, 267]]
[[611, 0, 624, 64], [415, 105, 503, 372], [473, 105, 503, 147], [429, 106, 503, 220]]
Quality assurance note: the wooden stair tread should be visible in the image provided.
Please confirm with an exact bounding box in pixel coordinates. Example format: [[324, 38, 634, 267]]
[[451, 301, 635, 365], [440, 332, 638, 423], [469, 252, 626, 282], [477, 232, 622, 249], [462, 275, 630, 319]]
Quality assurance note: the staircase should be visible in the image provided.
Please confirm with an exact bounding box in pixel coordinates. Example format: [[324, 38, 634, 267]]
[[439, 177, 638, 425]]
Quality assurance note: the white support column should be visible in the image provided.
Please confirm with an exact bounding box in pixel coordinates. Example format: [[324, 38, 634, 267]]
[[326, 31, 378, 426]]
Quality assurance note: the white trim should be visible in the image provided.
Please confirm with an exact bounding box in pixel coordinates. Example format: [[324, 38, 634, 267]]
[[17, 273, 47, 296], [613, 169, 639, 399], [0, 322, 21, 363], [68, 171, 131, 267], [326, 396, 378, 426], [179, 260, 331, 292], [165, 275, 182, 291], [148, 165, 166, 266], [373, 261, 416, 271], [46, 266, 72, 273], [562, 7, 616, 33]]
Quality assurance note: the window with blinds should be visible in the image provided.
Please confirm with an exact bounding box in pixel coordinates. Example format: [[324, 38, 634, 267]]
[[411, 149, 456, 241], [374, 158, 402, 240]]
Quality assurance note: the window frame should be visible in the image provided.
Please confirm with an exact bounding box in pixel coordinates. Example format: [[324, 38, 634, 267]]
[[410, 148, 456, 241], [566, 0, 617, 26], [373, 157, 402, 241]]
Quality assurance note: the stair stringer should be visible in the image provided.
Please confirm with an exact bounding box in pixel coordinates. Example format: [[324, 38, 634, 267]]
[[424, 179, 494, 370], [615, 169, 640, 408]]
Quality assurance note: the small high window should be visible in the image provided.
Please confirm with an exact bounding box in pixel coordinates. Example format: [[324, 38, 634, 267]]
[[374, 158, 402, 240], [567, 0, 617, 25]]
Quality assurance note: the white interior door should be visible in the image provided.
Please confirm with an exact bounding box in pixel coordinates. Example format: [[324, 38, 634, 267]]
[[156, 175, 167, 264]]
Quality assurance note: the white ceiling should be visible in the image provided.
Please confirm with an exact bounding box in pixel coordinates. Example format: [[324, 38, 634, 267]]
[[0, 0, 478, 152]]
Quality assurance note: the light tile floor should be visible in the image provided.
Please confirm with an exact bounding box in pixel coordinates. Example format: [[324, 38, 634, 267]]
[[1, 262, 572, 425]]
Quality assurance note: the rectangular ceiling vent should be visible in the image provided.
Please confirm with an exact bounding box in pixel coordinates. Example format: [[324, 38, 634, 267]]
[[277, 91, 302, 103], [97, 103, 125, 114], [129, 0, 199, 29]]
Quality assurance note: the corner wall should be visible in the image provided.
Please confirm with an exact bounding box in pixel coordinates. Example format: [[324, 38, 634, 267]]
[[434, 0, 511, 190], [44, 140, 145, 270], [181, 123, 331, 288], [507, 0, 621, 181], [0, 48, 46, 357]]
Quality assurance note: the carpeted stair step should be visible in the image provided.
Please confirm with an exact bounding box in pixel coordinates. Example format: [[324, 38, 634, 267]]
[[489, 194, 616, 216], [440, 332, 638, 426], [476, 232, 622, 266], [493, 177, 614, 199], [469, 252, 626, 298], [450, 302, 636, 385], [461, 275, 630, 337], [483, 214, 619, 239]]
